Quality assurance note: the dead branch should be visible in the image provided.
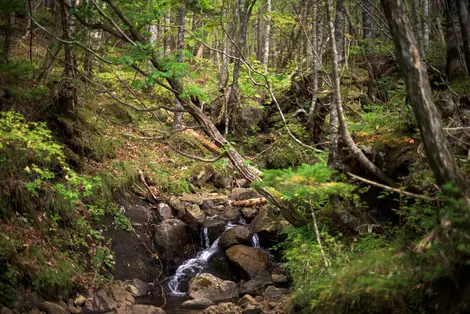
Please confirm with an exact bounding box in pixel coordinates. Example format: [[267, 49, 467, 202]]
[[231, 197, 268, 207]]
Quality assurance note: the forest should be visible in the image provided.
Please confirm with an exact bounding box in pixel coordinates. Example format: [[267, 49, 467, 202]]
[[0, 0, 469, 313]]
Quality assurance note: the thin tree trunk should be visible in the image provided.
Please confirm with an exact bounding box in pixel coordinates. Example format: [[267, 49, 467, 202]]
[[173, 4, 186, 130], [257, 4, 263, 61], [363, 0, 373, 40], [59, 0, 72, 77], [422, 0, 429, 52], [3, 12, 14, 63], [412, 0, 424, 55], [382, 0, 469, 201], [263, 0, 271, 72], [456, 0, 470, 77], [164, 13, 171, 56], [326, 0, 396, 186], [334, 0, 346, 65]]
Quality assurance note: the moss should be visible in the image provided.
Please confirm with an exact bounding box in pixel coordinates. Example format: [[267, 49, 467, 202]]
[[196, 277, 213, 288]]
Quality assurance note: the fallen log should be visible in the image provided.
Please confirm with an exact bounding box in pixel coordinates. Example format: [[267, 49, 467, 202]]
[[231, 197, 268, 207]]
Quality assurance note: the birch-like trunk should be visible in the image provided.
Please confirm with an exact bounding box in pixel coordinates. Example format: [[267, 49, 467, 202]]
[[173, 4, 186, 130], [421, 0, 429, 52], [263, 0, 271, 72]]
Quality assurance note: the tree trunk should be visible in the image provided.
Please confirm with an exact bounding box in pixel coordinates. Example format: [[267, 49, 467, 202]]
[[382, 0, 469, 200], [422, 0, 430, 52], [263, 0, 271, 72], [3, 12, 14, 64], [456, 0, 470, 77], [412, 0, 424, 56], [363, 0, 373, 40], [59, 0, 72, 77], [257, 4, 263, 61], [334, 0, 346, 65], [326, 0, 396, 186], [445, 0, 465, 79], [173, 4, 186, 130], [164, 13, 171, 56]]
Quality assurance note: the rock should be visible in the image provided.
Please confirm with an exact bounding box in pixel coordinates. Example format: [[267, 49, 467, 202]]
[[181, 193, 204, 206], [207, 251, 237, 281], [203, 218, 227, 244], [154, 219, 190, 273], [239, 275, 273, 296], [111, 284, 135, 305], [272, 273, 288, 284], [105, 196, 161, 282], [168, 197, 186, 218], [185, 204, 205, 224], [234, 179, 250, 188], [41, 302, 67, 314], [237, 295, 258, 306], [156, 203, 173, 221], [74, 295, 86, 306], [189, 273, 238, 302], [230, 188, 260, 201], [262, 286, 288, 300], [84, 289, 118, 312], [219, 226, 251, 250], [226, 245, 269, 280], [67, 306, 82, 314], [250, 206, 290, 248], [241, 208, 258, 219], [202, 196, 230, 210], [193, 166, 216, 187], [1, 307, 13, 314], [254, 296, 263, 302], [236, 105, 264, 133], [115, 304, 165, 314], [213, 172, 233, 189], [182, 298, 214, 308], [206, 205, 240, 223], [124, 278, 151, 297], [242, 304, 262, 314], [203, 302, 242, 314]]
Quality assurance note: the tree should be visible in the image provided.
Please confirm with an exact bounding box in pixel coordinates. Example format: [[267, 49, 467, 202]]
[[456, 0, 470, 78], [382, 0, 469, 201]]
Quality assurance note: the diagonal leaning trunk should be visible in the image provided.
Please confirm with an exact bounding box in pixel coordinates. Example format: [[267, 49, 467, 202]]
[[382, 0, 469, 202]]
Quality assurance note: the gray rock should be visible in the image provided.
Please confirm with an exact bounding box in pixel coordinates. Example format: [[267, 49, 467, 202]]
[[181, 193, 204, 206], [262, 286, 288, 300], [272, 273, 288, 284], [153, 219, 190, 273], [203, 218, 227, 244], [219, 226, 251, 250], [241, 208, 258, 219], [41, 302, 67, 314], [250, 206, 291, 247], [234, 179, 250, 188], [206, 205, 240, 223], [193, 166, 216, 187], [213, 172, 233, 189], [156, 203, 173, 221], [185, 204, 205, 224], [230, 188, 260, 201], [182, 298, 214, 308], [1, 307, 13, 314], [242, 304, 262, 314], [188, 273, 238, 302], [239, 275, 273, 296], [237, 294, 258, 306], [124, 278, 151, 297], [84, 289, 118, 312], [226, 245, 269, 280]]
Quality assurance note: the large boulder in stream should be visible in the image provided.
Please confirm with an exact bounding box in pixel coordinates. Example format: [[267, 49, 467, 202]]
[[203, 218, 227, 244], [250, 205, 291, 248], [219, 226, 252, 250], [226, 245, 269, 280], [188, 273, 238, 302], [206, 205, 241, 223], [153, 219, 190, 273]]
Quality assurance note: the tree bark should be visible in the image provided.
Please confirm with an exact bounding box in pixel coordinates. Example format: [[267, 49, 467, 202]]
[[382, 0, 469, 200], [363, 0, 373, 40], [263, 0, 271, 72], [163, 12, 171, 56], [412, 0, 424, 56], [456, 0, 470, 77], [173, 4, 186, 130], [3, 12, 15, 63], [326, 0, 396, 186], [334, 0, 346, 65], [422, 0, 430, 52]]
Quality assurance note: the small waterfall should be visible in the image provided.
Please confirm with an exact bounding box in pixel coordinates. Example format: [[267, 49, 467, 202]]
[[168, 238, 220, 296], [251, 233, 261, 248], [201, 227, 210, 249]]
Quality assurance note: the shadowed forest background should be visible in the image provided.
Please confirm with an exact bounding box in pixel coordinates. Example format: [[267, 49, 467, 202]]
[[0, 0, 470, 313]]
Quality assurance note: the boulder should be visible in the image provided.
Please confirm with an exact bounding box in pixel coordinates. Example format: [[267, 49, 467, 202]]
[[207, 251, 237, 281], [219, 226, 251, 250], [206, 205, 240, 223], [239, 275, 273, 296], [203, 218, 227, 244], [124, 278, 151, 297], [230, 188, 260, 201], [262, 286, 288, 300], [41, 302, 67, 314], [193, 165, 217, 187], [156, 203, 173, 221], [250, 206, 290, 248], [188, 273, 238, 303], [226, 245, 269, 280], [185, 204, 205, 224], [236, 105, 264, 133], [203, 302, 242, 314], [202, 196, 230, 210], [182, 298, 214, 309], [111, 284, 135, 305], [272, 273, 288, 284], [67, 306, 81, 314], [234, 179, 250, 188], [73, 295, 86, 306], [181, 193, 204, 206], [241, 208, 258, 220], [213, 172, 233, 189], [153, 219, 190, 273], [83, 289, 118, 312], [237, 294, 258, 306], [242, 304, 262, 314], [168, 197, 186, 218]]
